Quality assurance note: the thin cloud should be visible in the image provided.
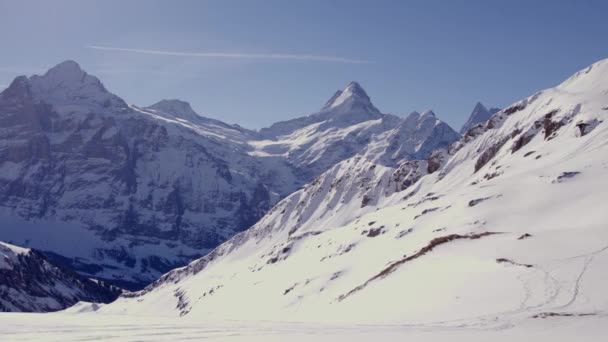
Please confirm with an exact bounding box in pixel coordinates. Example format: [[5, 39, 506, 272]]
[[87, 45, 372, 64], [93, 68, 175, 76]]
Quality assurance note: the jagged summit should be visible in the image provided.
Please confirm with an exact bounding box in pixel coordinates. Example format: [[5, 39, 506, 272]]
[[9, 59, 129, 111], [321, 81, 378, 114], [259, 81, 383, 139], [404, 110, 439, 124], [343, 81, 369, 98], [460, 101, 500, 134]]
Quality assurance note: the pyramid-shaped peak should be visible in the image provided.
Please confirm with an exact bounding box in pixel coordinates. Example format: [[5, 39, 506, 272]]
[[460, 101, 499, 134], [472, 102, 488, 112], [321, 81, 377, 113], [344, 81, 365, 92], [341, 81, 371, 100]]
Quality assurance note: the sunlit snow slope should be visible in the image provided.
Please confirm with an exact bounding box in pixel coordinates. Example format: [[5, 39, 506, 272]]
[[91, 59, 608, 325]]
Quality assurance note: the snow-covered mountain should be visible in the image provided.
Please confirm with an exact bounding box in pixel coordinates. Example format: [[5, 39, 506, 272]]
[[253, 82, 459, 179], [0, 62, 458, 289], [0, 61, 301, 288], [460, 101, 500, 134], [0, 241, 120, 312], [96, 58, 608, 326]]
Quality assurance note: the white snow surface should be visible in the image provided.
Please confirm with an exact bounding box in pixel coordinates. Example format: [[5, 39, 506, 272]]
[[1, 312, 607, 341]]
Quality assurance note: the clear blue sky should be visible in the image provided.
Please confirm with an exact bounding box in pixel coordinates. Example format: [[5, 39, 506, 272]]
[[1, 0, 607, 130]]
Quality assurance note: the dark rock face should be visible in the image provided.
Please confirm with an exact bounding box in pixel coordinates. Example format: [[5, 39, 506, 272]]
[[0, 242, 121, 312], [576, 119, 602, 137], [474, 137, 510, 173]]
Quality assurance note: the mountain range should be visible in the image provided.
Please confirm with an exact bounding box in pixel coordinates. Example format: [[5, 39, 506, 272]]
[[91, 58, 608, 324], [0, 61, 460, 294], [1, 56, 607, 326]]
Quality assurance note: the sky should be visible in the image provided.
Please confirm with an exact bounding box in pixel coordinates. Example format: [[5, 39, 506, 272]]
[[0, 0, 607, 130]]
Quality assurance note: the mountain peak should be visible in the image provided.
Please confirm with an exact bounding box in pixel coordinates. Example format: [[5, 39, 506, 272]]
[[421, 110, 437, 118], [460, 101, 499, 134], [340, 81, 371, 103], [344, 81, 366, 94], [31, 60, 101, 91], [472, 101, 487, 112], [321, 81, 378, 115], [146, 99, 201, 122], [46, 60, 85, 76], [22, 60, 127, 111]]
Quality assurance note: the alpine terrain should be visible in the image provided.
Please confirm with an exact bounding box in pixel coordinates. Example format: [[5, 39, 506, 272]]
[[86, 58, 608, 330], [0, 62, 459, 291]]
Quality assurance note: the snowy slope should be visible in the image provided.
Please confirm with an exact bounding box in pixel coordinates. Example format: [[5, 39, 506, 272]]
[[460, 102, 500, 134], [0, 241, 120, 312], [96, 58, 608, 326]]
